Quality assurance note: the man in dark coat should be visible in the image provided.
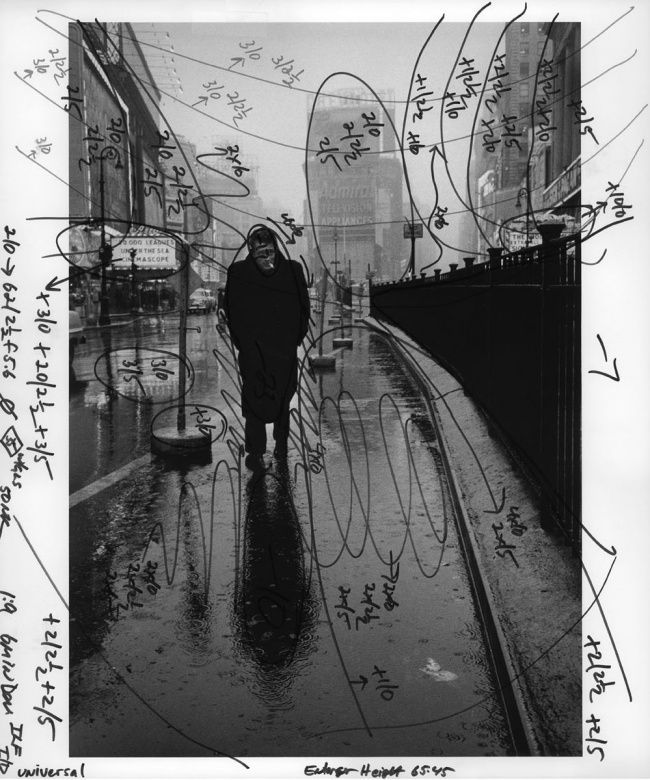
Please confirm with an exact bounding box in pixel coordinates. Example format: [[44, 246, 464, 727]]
[[225, 226, 310, 469]]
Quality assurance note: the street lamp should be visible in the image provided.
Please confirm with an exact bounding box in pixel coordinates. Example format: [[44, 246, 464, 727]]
[[515, 187, 530, 247], [332, 227, 340, 300], [97, 145, 123, 326], [129, 247, 143, 313]]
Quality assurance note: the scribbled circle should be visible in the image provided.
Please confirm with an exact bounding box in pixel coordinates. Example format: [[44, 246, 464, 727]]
[[93, 347, 194, 404]]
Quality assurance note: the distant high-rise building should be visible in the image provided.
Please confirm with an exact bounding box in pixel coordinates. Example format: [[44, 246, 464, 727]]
[[466, 20, 580, 258], [304, 89, 403, 283], [534, 22, 581, 227]]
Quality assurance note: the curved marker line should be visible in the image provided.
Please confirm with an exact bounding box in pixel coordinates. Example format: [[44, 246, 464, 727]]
[[13, 515, 250, 767], [579, 138, 643, 248], [327, 392, 375, 562], [437, 1, 492, 236], [403, 45, 643, 256], [15, 83, 639, 272], [92, 346, 195, 405], [24, 9, 632, 744], [48, 18, 240, 268], [525, 14, 559, 237], [294, 369, 374, 565], [314, 553, 622, 736], [362, 306, 572, 532], [368, 317, 502, 512], [303, 69, 408, 291], [399, 14, 445, 269], [36, 5, 635, 135], [404, 416, 449, 549], [38, 8, 411, 105], [300, 447, 374, 738], [296, 328, 448, 575], [36, 5, 636, 107], [581, 248, 607, 267], [369, 317, 620, 562], [464, 5, 527, 250], [374, 313, 583, 530], [15, 139, 221, 275], [31, 9, 642, 165], [295, 336, 450, 578], [317, 396, 365, 566], [379, 393, 431, 574], [89, 20, 213, 240], [399, 412, 448, 578]]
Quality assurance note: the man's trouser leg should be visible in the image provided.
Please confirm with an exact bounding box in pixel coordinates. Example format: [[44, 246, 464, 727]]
[[245, 414, 266, 455], [272, 402, 291, 454]]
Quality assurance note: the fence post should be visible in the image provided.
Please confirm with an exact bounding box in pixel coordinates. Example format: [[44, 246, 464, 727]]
[[537, 224, 565, 532], [486, 247, 503, 415]]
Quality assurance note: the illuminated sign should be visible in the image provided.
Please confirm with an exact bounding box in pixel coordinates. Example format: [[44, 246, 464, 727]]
[[543, 158, 580, 207], [111, 229, 178, 270]]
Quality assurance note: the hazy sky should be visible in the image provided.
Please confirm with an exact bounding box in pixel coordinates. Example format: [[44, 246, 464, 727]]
[[133, 21, 508, 263]]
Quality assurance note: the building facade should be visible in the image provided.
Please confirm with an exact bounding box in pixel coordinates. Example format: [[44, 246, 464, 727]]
[[68, 23, 229, 315], [304, 89, 403, 285], [466, 21, 581, 260]]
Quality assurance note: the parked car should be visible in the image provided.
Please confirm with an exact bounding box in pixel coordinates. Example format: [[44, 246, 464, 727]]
[[188, 288, 217, 314]]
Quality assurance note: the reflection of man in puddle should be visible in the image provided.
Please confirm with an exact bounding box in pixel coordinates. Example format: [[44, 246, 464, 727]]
[[225, 226, 310, 470], [234, 471, 315, 701]]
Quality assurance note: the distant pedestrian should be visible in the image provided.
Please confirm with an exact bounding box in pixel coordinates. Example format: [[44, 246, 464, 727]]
[[225, 226, 310, 470]]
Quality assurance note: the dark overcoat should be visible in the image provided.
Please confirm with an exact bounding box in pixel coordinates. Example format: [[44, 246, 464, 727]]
[[225, 252, 310, 423]]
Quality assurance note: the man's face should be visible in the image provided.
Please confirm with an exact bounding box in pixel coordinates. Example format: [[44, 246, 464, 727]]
[[252, 239, 276, 271]]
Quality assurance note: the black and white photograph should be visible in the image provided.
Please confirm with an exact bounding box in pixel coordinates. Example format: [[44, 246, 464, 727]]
[[1, 1, 649, 778]]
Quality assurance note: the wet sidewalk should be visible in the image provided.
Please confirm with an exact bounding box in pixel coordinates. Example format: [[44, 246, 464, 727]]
[[70, 319, 519, 759], [363, 316, 582, 755]]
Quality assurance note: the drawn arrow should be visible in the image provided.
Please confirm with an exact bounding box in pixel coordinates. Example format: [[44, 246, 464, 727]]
[[46, 276, 66, 292], [429, 144, 448, 163], [299, 254, 314, 288], [483, 486, 506, 515], [588, 333, 621, 382], [191, 96, 209, 108], [1, 259, 15, 277], [349, 675, 368, 690], [426, 145, 448, 227]]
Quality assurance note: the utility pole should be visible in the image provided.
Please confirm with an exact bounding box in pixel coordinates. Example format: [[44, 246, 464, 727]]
[[310, 226, 339, 369], [177, 233, 190, 432], [97, 146, 122, 326], [333, 226, 339, 297], [151, 211, 210, 459], [129, 247, 139, 313], [332, 225, 353, 350], [330, 226, 341, 313]]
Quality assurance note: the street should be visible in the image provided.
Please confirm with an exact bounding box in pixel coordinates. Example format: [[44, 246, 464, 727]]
[[69, 306, 513, 758]]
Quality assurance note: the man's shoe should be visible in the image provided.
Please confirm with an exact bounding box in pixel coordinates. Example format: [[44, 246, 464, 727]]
[[245, 453, 265, 471]]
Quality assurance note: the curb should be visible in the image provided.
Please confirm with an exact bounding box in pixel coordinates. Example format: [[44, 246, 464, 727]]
[[81, 309, 181, 332], [363, 316, 541, 757]]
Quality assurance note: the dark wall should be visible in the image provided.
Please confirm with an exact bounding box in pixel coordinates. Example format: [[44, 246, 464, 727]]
[[371, 238, 580, 547]]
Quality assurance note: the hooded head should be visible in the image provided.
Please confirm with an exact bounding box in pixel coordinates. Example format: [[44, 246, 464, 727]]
[[247, 227, 281, 273]]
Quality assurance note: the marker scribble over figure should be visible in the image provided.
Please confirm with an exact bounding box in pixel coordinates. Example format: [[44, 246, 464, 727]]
[[225, 226, 310, 470]]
